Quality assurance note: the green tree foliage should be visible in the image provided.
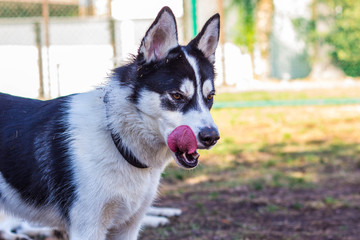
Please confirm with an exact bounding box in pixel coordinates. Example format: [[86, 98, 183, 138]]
[[294, 0, 360, 77], [230, 0, 259, 54], [325, 0, 360, 76]]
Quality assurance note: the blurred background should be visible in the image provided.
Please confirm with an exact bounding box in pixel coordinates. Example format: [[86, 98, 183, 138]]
[[1, 0, 360, 239], [1, 0, 360, 98]]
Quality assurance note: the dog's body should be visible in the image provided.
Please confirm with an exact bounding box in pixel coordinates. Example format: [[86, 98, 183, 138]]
[[0, 7, 220, 240]]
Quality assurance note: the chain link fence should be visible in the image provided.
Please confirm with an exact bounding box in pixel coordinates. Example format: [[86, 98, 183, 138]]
[[0, 0, 155, 99], [0, 1, 79, 18]]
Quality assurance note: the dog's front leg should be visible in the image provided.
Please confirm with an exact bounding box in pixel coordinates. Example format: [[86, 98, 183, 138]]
[[69, 226, 108, 240], [105, 208, 147, 240], [68, 215, 108, 240], [106, 223, 141, 240]]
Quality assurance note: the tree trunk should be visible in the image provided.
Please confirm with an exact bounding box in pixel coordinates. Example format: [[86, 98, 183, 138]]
[[217, 0, 227, 86], [255, 0, 274, 79]]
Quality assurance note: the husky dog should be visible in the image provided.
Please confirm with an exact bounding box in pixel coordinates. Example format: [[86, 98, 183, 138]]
[[0, 6, 220, 240]]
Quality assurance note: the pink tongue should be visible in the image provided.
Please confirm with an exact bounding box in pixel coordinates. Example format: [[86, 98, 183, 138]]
[[167, 125, 197, 154]]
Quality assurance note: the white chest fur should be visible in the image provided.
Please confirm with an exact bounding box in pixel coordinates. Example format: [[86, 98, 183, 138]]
[[66, 91, 166, 235]]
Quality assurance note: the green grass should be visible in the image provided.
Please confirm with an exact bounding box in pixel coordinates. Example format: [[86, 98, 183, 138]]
[[215, 91, 309, 102], [162, 104, 360, 195]]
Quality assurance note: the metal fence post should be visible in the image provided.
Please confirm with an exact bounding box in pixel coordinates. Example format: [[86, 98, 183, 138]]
[[42, 0, 51, 98], [34, 22, 44, 99], [109, 18, 117, 67]]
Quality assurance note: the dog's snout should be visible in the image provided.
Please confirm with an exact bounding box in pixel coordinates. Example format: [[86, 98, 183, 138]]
[[198, 127, 220, 147]]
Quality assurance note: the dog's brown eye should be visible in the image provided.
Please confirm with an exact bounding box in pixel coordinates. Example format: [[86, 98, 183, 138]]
[[172, 93, 182, 100]]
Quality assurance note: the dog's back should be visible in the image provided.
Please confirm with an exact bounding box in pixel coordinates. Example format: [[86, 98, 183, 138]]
[[0, 93, 75, 228]]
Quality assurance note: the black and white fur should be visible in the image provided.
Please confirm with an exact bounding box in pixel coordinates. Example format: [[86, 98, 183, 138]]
[[0, 7, 220, 240]]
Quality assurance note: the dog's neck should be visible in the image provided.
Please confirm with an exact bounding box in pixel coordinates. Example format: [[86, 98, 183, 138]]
[[102, 80, 172, 169], [110, 130, 148, 169]]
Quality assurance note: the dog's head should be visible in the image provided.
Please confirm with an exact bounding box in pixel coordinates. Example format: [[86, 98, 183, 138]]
[[125, 7, 220, 168]]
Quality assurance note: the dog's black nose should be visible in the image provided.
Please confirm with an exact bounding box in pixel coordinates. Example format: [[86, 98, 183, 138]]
[[198, 127, 220, 147]]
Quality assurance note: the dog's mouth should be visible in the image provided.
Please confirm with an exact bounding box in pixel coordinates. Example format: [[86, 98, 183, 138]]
[[167, 125, 199, 169], [175, 150, 199, 168]]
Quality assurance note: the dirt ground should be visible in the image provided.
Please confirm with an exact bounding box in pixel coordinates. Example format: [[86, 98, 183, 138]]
[[140, 179, 360, 240]]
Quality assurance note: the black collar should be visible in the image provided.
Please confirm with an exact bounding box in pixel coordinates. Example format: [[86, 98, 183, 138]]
[[110, 132, 149, 169]]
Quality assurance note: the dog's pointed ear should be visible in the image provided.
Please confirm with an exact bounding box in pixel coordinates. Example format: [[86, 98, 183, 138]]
[[189, 14, 220, 63], [138, 7, 178, 63]]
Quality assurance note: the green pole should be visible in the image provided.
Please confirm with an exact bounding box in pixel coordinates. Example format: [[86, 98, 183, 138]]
[[191, 0, 197, 36]]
